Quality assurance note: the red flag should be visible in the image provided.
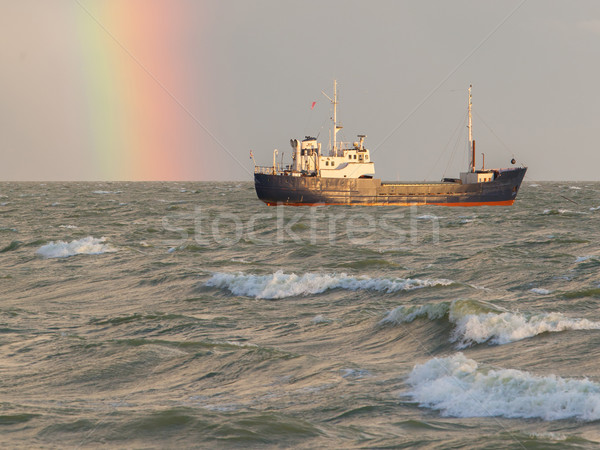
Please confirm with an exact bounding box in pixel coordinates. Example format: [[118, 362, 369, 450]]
[[311, 101, 316, 110]]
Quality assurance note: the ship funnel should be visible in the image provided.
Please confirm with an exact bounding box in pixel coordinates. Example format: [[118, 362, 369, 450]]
[[292, 139, 301, 171]]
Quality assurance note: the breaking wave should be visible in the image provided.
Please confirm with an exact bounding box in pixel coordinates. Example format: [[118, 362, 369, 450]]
[[575, 255, 598, 263], [542, 209, 587, 215], [406, 353, 600, 421], [381, 299, 600, 348], [92, 190, 122, 194], [530, 288, 552, 295], [204, 270, 453, 299], [36, 236, 116, 259]]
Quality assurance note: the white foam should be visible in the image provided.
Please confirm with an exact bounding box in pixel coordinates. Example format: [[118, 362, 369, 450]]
[[311, 315, 332, 324], [543, 208, 587, 215], [590, 206, 600, 211], [92, 190, 121, 194], [36, 236, 116, 259], [341, 368, 370, 379], [528, 432, 567, 441], [450, 306, 600, 349], [530, 288, 552, 295], [406, 353, 600, 421], [529, 183, 540, 187], [569, 186, 582, 190], [58, 225, 78, 229], [205, 270, 453, 299], [230, 257, 250, 264], [382, 299, 600, 348], [576, 255, 597, 263]]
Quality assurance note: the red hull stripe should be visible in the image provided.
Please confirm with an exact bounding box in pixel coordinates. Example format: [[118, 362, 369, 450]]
[[264, 200, 515, 207]]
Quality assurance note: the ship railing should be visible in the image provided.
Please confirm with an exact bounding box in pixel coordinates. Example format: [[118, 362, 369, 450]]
[[333, 142, 367, 152], [254, 165, 284, 175]]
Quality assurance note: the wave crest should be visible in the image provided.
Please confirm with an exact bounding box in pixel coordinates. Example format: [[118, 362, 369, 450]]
[[36, 236, 116, 259], [407, 353, 600, 421], [205, 271, 453, 299], [381, 299, 600, 348], [380, 302, 450, 324]]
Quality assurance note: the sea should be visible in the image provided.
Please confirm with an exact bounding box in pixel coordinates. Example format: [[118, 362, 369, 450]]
[[1, 181, 600, 449]]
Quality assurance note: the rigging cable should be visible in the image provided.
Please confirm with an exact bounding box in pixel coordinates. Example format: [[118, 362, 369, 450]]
[[442, 113, 469, 179], [473, 110, 521, 163], [314, 115, 329, 142], [424, 110, 468, 181]]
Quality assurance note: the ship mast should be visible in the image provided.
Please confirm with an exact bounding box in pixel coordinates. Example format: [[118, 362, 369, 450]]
[[321, 80, 340, 156], [333, 80, 337, 155], [468, 85, 475, 173]]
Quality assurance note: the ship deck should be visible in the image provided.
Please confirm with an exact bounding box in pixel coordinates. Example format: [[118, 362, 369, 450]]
[[381, 182, 458, 186]]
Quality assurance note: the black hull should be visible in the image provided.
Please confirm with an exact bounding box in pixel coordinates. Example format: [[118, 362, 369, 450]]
[[254, 167, 527, 206]]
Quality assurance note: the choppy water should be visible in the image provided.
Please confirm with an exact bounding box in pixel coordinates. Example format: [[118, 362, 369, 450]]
[[2, 181, 600, 448]]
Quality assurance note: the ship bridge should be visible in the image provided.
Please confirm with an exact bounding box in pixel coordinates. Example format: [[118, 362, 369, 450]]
[[285, 135, 375, 179]]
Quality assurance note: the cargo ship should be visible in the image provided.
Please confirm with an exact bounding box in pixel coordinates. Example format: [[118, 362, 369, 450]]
[[253, 81, 526, 206]]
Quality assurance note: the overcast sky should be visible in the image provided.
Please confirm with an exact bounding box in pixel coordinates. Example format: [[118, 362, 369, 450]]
[[2, 0, 600, 181]]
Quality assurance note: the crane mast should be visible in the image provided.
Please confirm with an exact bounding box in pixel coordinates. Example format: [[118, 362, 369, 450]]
[[468, 85, 475, 173]]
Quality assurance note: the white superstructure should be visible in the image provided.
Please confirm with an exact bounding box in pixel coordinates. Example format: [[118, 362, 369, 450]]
[[287, 80, 375, 179]]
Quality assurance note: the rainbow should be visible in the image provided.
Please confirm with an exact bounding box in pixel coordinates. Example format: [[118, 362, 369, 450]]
[[75, 2, 215, 180]]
